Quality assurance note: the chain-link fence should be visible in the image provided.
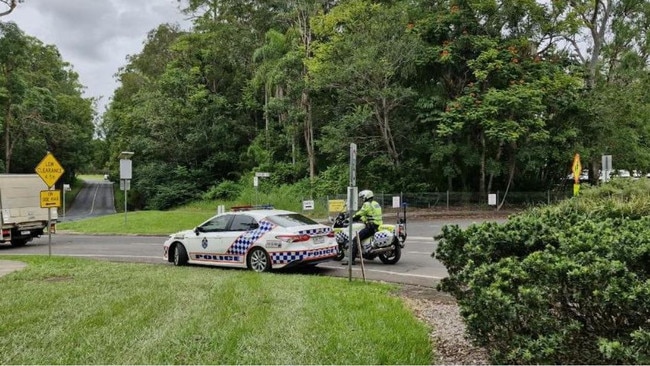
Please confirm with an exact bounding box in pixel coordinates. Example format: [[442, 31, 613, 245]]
[[306, 189, 574, 213]]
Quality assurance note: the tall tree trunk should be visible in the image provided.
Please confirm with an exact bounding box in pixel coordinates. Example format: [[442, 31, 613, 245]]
[[4, 107, 11, 172], [375, 98, 400, 166], [302, 90, 315, 181], [264, 82, 270, 150], [478, 131, 480, 197], [569, 0, 612, 89], [497, 145, 517, 211], [297, 4, 316, 182], [487, 141, 504, 195]]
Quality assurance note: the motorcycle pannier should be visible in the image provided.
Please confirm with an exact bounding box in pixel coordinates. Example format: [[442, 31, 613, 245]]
[[372, 231, 393, 248]]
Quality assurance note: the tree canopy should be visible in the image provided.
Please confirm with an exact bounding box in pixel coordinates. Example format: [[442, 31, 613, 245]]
[[96, 0, 650, 209], [0, 21, 94, 182]]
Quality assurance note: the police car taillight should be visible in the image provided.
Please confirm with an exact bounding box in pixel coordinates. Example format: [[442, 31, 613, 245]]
[[326, 231, 335, 238], [275, 234, 310, 243]]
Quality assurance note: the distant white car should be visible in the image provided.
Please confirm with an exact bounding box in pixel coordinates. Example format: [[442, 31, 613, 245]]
[[163, 207, 338, 272], [600, 169, 633, 181], [567, 169, 589, 182], [610, 170, 631, 179]]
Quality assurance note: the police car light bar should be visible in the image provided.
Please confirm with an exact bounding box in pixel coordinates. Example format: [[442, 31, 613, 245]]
[[230, 204, 275, 212]]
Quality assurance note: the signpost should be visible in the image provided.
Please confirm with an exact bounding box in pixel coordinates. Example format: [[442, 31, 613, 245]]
[[254, 172, 270, 205], [62, 184, 71, 219], [40, 190, 61, 208], [35, 152, 64, 256], [601, 154, 612, 183], [572, 153, 582, 196], [119, 152, 134, 225], [328, 199, 346, 213], [347, 143, 357, 280], [302, 200, 314, 211], [35, 152, 64, 188]]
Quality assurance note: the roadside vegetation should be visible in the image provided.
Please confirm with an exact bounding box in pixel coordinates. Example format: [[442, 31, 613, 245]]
[[61, 175, 336, 235], [97, 0, 650, 212], [58, 180, 332, 235], [57, 210, 214, 235], [435, 179, 650, 364], [0, 256, 432, 364]]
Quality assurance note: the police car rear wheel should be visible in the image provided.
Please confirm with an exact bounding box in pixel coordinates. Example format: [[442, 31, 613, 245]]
[[334, 243, 345, 261], [174, 244, 188, 266], [248, 248, 271, 272]]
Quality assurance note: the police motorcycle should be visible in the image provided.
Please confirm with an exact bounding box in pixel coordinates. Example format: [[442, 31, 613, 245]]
[[331, 200, 407, 265]]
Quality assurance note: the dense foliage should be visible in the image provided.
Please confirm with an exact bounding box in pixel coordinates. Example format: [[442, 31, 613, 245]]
[[434, 179, 650, 364], [3, 0, 643, 209], [0, 21, 94, 184]]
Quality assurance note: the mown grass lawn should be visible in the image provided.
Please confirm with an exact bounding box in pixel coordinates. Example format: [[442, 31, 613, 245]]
[[57, 210, 214, 235], [0, 256, 433, 364]]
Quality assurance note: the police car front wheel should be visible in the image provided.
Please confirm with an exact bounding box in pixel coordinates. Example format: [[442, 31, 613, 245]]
[[174, 244, 189, 266]]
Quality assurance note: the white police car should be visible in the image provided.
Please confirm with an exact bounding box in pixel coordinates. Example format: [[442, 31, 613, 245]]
[[163, 207, 338, 272]]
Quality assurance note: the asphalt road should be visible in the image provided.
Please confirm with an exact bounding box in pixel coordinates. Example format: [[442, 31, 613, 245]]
[[1, 217, 505, 288], [62, 180, 116, 221], [2, 179, 508, 287]]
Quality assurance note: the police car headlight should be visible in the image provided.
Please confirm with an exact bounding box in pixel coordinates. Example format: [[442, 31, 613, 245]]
[[172, 233, 184, 239]]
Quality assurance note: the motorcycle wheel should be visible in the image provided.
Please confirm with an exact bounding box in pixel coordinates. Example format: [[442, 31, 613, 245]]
[[378, 244, 401, 264]]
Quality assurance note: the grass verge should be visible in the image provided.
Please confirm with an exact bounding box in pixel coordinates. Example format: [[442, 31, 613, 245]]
[[57, 210, 215, 235], [0, 256, 433, 364]]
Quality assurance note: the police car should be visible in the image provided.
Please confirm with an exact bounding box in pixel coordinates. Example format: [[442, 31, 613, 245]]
[[163, 207, 338, 272]]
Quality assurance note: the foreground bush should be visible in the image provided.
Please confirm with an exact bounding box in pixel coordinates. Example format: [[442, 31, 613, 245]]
[[435, 180, 650, 364]]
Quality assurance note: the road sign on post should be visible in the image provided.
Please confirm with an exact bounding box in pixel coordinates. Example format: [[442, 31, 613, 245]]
[[347, 143, 358, 280], [119, 151, 134, 225], [572, 153, 582, 196], [572, 154, 582, 184], [35, 152, 64, 188], [254, 172, 270, 205], [35, 152, 64, 257], [40, 190, 61, 208]]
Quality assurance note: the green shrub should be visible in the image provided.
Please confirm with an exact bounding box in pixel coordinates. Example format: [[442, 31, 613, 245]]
[[202, 180, 242, 201], [434, 179, 650, 364]]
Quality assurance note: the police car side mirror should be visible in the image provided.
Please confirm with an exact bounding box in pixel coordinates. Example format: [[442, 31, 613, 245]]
[[194, 227, 204, 235], [249, 223, 259, 230]]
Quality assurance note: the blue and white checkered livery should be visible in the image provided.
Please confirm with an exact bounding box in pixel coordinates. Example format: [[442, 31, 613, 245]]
[[227, 220, 275, 255], [373, 230, 393, 248], [163, 208, 338, 272]]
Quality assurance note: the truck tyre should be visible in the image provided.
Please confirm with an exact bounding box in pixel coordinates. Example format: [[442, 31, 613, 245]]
[[10, 239, 27, 247]]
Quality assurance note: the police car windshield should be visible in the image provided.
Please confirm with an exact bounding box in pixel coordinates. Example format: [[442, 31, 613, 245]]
[[266, 213, 318, 227]]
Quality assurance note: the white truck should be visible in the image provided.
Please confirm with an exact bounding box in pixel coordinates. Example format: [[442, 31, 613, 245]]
[[0, 174, 58, 247]]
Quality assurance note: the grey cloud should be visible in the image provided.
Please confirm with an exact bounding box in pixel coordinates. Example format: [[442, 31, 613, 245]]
[[6, 0, 189, 111]]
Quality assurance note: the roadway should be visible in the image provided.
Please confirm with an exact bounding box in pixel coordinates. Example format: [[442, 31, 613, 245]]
[[62, 179, 116, 221], [2, 179, 508, 287], [1, 218, 505, 288]]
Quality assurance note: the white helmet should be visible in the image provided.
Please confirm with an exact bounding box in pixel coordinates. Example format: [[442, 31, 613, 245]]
[[359, 190, 373, 202]]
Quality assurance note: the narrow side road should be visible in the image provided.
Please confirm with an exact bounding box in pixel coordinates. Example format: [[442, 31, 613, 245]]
[[63, 180, 116, 221]]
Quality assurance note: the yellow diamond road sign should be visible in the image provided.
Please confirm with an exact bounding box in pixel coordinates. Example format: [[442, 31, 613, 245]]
[[35, 152, 64, 188]]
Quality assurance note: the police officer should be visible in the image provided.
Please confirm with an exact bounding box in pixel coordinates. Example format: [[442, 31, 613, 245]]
[[341, 190, 383, 265]]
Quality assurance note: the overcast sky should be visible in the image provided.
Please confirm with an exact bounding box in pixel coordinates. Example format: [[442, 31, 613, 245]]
[[4, 0, 191, 114]]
